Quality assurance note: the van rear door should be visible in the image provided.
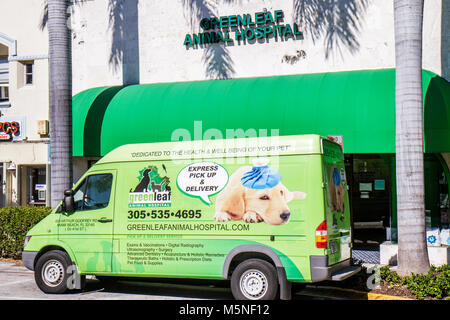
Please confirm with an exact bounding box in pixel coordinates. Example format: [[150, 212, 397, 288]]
[[322, 139, 351, 265]]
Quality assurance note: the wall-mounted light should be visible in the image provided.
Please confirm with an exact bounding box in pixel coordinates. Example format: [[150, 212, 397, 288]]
[[6, 162, 16, 170]]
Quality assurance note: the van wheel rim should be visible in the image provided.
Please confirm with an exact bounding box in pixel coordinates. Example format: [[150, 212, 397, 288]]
[[240, 269, 268, 299], [42, 260, 64, 287]]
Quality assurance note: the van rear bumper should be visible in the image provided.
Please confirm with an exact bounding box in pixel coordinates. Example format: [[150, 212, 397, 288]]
[[22, 251, 38, 271], [310, 256, 361, 282]]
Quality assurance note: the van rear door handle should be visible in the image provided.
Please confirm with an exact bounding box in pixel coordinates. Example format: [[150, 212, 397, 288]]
[[97, 218, 113, 223]]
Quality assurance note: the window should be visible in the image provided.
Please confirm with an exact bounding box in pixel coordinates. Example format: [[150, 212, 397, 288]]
[[0, 86, 8, 101], [26, 166, 47, 205], [73, 174, 113, 211], [0, 57, 8, 102], [24, 62, 33, 85]]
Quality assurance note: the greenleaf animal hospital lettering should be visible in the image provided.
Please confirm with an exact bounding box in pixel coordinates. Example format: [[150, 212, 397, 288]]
[[183, 10, 302, 46]]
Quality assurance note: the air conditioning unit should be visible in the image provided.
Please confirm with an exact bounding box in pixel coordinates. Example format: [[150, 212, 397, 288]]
[[37, 120, 49, 135]]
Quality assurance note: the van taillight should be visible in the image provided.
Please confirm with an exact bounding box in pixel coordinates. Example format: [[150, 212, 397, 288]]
[[316, 221, 328, 249], [23, 235, 32, 248]]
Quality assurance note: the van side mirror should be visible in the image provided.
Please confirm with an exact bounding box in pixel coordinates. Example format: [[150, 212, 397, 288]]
[[63, 189, 75, 213]]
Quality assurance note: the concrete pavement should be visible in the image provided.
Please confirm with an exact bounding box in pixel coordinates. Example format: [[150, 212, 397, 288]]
[[1, 260, 404, 300], [0, 260, 232, 300], [0, 260, 332, 300]]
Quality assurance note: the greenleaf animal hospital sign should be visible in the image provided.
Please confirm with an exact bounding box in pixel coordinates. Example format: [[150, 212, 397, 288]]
[[183, 10, 302, 46]]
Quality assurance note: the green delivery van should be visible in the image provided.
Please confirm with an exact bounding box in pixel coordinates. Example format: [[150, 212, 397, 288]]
[[22, 134, 360, 300]]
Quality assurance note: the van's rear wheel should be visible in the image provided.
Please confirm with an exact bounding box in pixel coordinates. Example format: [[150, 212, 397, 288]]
[[34, 250, 84, 294], [231, 259, 278, 300]]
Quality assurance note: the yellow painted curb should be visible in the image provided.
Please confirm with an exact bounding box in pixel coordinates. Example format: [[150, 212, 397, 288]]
[[367, 292, 411, 300], [302, 285, 412, 300], [332, 287, 412, 300]]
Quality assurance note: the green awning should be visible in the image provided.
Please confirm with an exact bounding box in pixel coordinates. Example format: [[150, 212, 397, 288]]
[[72, 69, 450, 157], [424, 75, 450, 153], [72, 86, 123, 156]]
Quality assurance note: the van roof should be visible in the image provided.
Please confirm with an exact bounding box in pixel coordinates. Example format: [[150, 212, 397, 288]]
[[96, 134, 337, 165]]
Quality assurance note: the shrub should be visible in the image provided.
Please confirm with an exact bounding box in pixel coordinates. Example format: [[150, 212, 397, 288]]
[[380, 264, 450, 299], [380, 265, 403, 285], [0, 206, 51, 259]]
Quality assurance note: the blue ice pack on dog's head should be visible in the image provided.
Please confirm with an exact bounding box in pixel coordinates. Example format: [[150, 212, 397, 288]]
[[241, 158, 282, 189], [332, 167, 341, 186]]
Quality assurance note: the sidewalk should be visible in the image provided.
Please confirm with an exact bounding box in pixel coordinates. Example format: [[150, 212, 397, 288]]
[[0, 259, 29, 273]]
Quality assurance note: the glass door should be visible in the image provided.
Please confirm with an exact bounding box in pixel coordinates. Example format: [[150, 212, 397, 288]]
[[349, 154, 391, 248]]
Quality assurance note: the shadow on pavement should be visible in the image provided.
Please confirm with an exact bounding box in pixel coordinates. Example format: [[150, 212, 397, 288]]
[[78, 277, 235, 300], [76, 278, 330, 300]]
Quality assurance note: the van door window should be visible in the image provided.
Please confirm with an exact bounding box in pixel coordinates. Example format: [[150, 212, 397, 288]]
[[73, 174, 113, 211]]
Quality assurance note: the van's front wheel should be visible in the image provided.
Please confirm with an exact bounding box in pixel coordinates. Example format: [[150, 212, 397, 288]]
[[231, 259, 278, 300], [34, 250, 84, 294]]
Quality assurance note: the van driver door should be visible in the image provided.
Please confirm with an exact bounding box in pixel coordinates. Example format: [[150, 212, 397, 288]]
[[58, 171, 116, 273]]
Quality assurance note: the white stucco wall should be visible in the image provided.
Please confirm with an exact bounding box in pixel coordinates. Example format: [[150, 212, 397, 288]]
[[0, 0, 446, 204], [0, 0, 49, 145], [71, 0, 447, 95], [0, 0, 50, 206]]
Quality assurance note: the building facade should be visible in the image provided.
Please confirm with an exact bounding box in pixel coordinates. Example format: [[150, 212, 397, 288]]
[[1, 0, 449, 250], [70, 0, 450, 248], [70, 0, 448, 94], [0, 0, 50, 207]]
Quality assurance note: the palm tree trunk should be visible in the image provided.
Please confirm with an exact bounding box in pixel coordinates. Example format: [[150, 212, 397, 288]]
[[48, 0, 72, 208], [394, 0, 429, 276]]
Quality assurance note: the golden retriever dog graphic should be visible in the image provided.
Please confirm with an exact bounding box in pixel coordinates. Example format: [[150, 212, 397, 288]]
[[214, 165, 306, 225], [329, 163, 345, 213]]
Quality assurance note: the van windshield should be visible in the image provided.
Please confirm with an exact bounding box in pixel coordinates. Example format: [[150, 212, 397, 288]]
[[73, 174, 113, 211]]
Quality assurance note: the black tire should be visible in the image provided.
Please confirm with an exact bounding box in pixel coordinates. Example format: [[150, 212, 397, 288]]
[[231, 259, 278, 300], [34, 250, 84, 294]]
